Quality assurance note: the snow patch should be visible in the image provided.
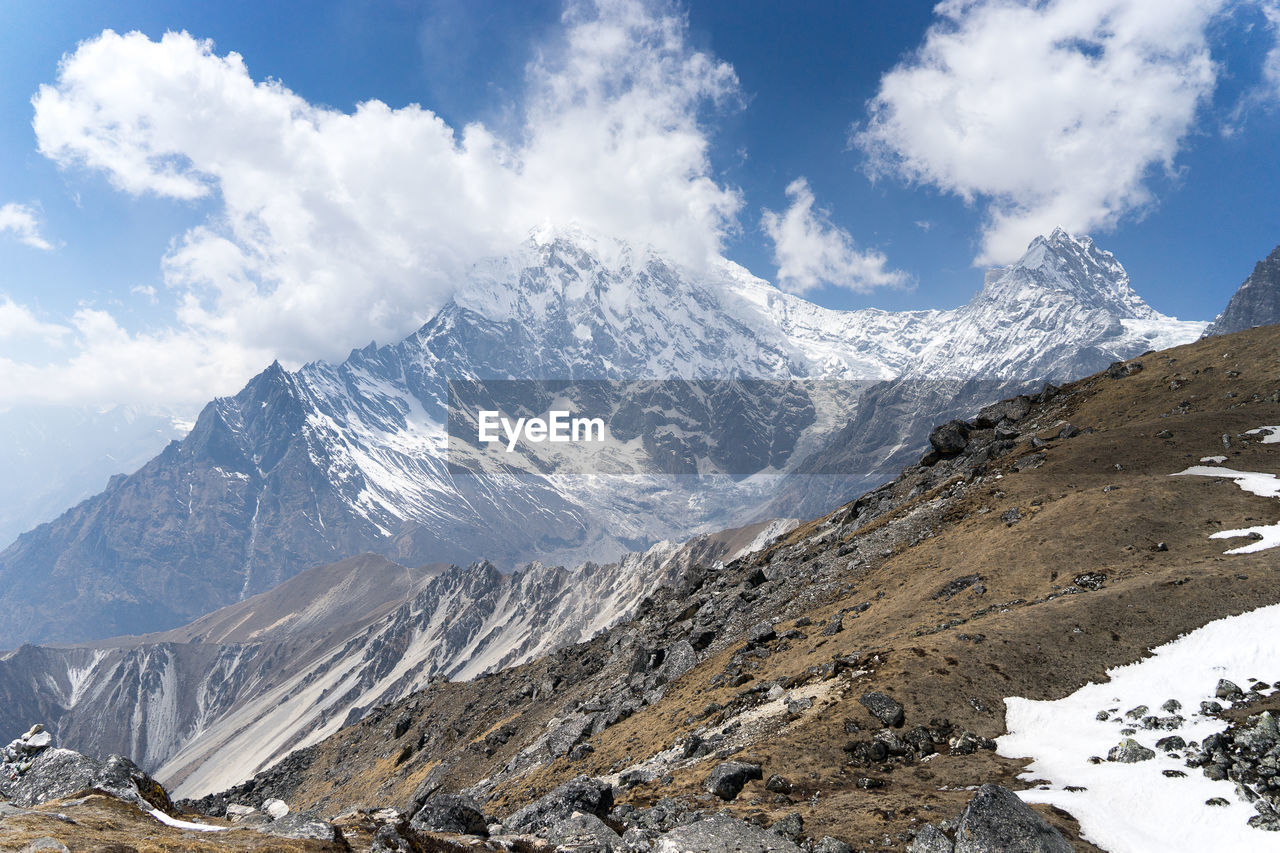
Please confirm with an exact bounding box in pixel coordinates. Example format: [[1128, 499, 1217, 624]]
[[1001, 603, 1280, 853], [1172, 464, 1280, 554], [148, 807, 226, 832], [1247, 426, 1280, 445]]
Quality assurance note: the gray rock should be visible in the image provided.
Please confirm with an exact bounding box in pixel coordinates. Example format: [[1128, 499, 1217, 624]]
[[4, 748, 173, 814], [549, 811, 625, 851], [548, 713, 598, 758], [813, 838, 854, 853], [654, 813, 802, 852], [859, 691, 905, 728], [655, 640, 697, 685], [369, 823, 420, 853], [261, 810, 342, 842], [411, 792, 489, 836], [18, 839, 69, 852], [1107, 739, 1156, 763], [953, 784, 1073, 852], [748, 622, 777, 646], [503, 775, 614, 834], [910, 823, 954, 853], [820, 614, 844, 635], [973, 397, 1032, 429], [703, 760, 763, 800], [622, 826, 657, 851], [929, 421, 971, 456], [770, 812, 802, 840], [764, 774, 792, 794], [1216, 679, 1244, 701]]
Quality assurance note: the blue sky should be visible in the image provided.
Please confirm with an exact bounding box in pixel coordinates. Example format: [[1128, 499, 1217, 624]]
[[1, 0, 1278, 413]]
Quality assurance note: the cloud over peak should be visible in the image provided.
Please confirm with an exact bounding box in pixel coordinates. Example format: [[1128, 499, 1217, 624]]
[[18, 0, 744, 406], [855, 0, 1231, 266]]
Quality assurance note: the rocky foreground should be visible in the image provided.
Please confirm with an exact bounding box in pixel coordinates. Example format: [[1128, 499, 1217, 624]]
[[2, 723, 1071, 851]]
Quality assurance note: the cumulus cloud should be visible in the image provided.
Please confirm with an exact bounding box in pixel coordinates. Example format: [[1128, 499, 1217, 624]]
[[761, 178, 906, 294], [20, 0, 742, 406], [855, 0, 1228, 265], [0, 297, 69, 344], [0, 203, 53, 250]]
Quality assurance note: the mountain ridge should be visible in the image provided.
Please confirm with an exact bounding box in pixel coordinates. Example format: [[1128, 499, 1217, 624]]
[[0, 228, 1204, 649]]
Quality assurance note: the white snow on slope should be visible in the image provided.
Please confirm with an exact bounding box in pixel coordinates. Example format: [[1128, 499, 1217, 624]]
[[1247, 426, 1280, 444], [1001, 603, 1280, 853], [1172, 462, 1280, 554], [148, 807, 225, 832]]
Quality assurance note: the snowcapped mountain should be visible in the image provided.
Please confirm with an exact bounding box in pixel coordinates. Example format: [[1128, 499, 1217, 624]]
[[0, 522, 776, 798], [0, 227, 1203, 648]]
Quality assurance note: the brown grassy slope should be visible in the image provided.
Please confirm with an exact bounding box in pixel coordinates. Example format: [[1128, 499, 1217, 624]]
[[272, 324, 1279, 850]]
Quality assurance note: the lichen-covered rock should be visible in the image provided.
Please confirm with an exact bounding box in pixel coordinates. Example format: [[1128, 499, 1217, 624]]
[[953, 784, 1072, 852], [654, 813, 802, 852], [859, 691, 905, 728], [502, 775, 614, 834], [410, 793, 489, 836], [4, 749, 173, 815]]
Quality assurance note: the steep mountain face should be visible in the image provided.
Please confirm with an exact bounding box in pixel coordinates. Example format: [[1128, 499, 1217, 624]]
[[0, 522, 779, 799], [0, 228, 1202, 648], [1204, 244, 1280, 337]]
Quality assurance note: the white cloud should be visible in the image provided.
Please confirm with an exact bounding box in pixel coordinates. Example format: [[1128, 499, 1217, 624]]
[[1258, 2, 1280, 102], [0, 307, 271, 407], [0, 297, 69, 344], [855, 0, 1228, 265], [0, 203, 53, 250], [761, 178, 907, 295], [20, 0, 742, 407]]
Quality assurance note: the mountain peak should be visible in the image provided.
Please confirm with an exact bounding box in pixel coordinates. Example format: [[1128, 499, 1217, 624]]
[[982, 229, 1156, 322], [1203, 244, 1280, 337]]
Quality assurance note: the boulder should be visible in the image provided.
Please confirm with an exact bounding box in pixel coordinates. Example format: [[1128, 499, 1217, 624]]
[[748, 621, 778, 646], [411, 793, 489, 836], [859, 692, 905, 728], [656, 640, 698, 685], [262, 797, 290, 819], [929, 421, 971, 456], [503, 775, 614, 834], [973, 397, 1032, 429], [654, 813, 802, 852], [813, 838, 854, 853], [953, 784, 1073, 852], [262, 810, 343, 842], [1106, 738, 1155, 763], [547, 811, 624, 851], [910, 823, 954, 852], [703, 761, 763, 800], [4, 749, 173, 814]]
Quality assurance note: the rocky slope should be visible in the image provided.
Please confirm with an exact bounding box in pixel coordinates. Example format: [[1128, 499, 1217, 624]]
[[0, 228, 1202, 649], [145, 322, 1280, 852], [0, 521, 782, 801], [1204, 244, 1280, 336]]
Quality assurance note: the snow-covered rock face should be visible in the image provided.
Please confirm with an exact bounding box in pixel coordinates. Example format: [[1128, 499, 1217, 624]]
[[0, 228, 1202, 649]]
